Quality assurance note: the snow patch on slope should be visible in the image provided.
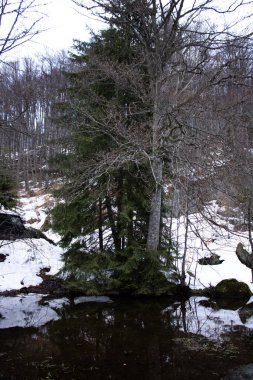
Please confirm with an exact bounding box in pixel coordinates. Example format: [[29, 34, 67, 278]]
[[0, 239, 63, 291], [0, 188, 64, 292], [171, 201, 253, 291]]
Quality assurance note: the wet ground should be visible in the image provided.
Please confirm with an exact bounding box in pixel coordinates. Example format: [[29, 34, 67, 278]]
[[1, 295, 253, 379]]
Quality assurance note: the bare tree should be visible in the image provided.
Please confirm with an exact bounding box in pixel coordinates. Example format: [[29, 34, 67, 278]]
[[0, 52, 70, 188], [0, 0, 45, 58], [70, 0, 253, 253]]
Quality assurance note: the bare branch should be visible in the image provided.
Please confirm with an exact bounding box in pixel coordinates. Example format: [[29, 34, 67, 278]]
[[0, 0, 45, 57]]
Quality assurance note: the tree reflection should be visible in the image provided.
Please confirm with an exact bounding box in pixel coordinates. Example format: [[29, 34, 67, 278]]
[[1, 297, 253, 379]]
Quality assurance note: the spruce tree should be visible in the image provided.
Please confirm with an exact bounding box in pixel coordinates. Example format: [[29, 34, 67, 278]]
[[0, 165, 17, 210], [51, 27, 174, 295]]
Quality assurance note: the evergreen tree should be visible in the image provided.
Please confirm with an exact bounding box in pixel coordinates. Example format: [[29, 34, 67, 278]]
[[51, 27, 175, 295], [0, 165, 17, 210]]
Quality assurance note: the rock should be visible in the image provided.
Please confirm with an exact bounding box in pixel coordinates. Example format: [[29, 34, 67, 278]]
[[239, 302, 253, 323], [216, 298, 248, 311], [0, 253, 7, 262], [198, 253, 224, 265], [214, 279, 251, 299], [24, 227, 55, 245], [0, 211, 55, 245], [26, 218, 38, 225], [0, 212, 26, 239], [236, 243, 253, 269], [233, 223, 248, 232]]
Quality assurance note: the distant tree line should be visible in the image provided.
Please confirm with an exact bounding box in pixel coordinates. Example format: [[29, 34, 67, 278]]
[[0, 0, 46, 207], [0, 53, 71, 190]]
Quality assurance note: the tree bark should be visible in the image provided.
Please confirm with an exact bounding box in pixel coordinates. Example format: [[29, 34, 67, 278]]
[[147, 81, 163, 251], [147, 171, 162, 251], [98, 198, 104, 251], [105, 196, 121, 251], [236, 243, 253, 269], [147, 157, 163, 251]]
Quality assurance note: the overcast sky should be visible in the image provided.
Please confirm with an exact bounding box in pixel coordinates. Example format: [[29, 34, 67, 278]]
[[7, 0, 102, 60], [6, 0, 253, 61]]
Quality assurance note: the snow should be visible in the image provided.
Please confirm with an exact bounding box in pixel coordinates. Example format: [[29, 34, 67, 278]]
[[0, 294, 69, 328], [171, 201, 253, 292], [74, 296, 113, 304], [0, 209, 19, 215], [0, 239, 63, 291], [1, 191, 253, 337], [0, 189, 64, 292], [0, 189, 252, 297], [18, 189, 62, 243], [169, 296, 253, 341]]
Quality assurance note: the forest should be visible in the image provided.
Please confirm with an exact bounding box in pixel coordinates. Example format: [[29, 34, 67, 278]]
[[1, 0, 253, 296]]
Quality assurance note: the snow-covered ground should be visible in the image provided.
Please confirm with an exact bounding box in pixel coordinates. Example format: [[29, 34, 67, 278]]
[[0, 191, 253, 338], [18, 187, 62, 243], [171, 201, 253, 292], [0, 190, 252, 294], [0, 239, 63, 291], [0, 189, 64, 292]]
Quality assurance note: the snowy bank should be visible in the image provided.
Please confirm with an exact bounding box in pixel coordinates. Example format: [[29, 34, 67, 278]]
[[171, 201, 253, 292], [0, 190, 252, 295], [0, 239, 63, 291]]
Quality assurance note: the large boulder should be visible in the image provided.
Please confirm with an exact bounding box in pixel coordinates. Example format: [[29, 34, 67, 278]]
[[214, 278, 251, 299], [0, 212, 25, 239], [236, 243, 253, 269], [0, 253, 7, 262], [0, 211, 55, 245]]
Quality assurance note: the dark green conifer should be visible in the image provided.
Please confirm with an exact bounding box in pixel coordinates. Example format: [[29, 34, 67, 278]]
[[0, 166, 17, 209], [51, 27, 174, 295]]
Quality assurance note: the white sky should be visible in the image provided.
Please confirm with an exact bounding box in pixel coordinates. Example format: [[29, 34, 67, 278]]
[[5, 0, 253, 61], [36, 0, 90, 50], [7, 0, 102, 60]]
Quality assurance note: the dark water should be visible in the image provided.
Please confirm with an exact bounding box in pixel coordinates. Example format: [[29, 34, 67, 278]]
[[1, 295, 253, 380]]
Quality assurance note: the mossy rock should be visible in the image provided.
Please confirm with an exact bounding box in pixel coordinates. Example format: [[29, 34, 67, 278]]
[[239, 302, 253, 323], [216, 298, 248, 310], [214, 279, 251, 299]]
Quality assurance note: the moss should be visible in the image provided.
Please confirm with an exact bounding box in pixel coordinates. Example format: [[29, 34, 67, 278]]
[[239, 302, 253, 323], [216, 298, 247, 310], [214, 278, 251, 299]]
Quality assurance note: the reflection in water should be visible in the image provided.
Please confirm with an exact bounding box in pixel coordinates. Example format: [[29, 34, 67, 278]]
[[174, 297, 253, 341], [0, 294, 69, 328], [224, 364, 253, 379], [1, 296, 253, 379]]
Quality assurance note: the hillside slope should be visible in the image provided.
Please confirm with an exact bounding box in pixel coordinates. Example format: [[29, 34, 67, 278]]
[[0, 189, 252, 293], [0, 188, 63, 292]]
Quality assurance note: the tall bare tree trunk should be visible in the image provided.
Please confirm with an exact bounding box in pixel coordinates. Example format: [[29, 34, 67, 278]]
[[147, 157, 163, 251], [147, 87, 163, 251]]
